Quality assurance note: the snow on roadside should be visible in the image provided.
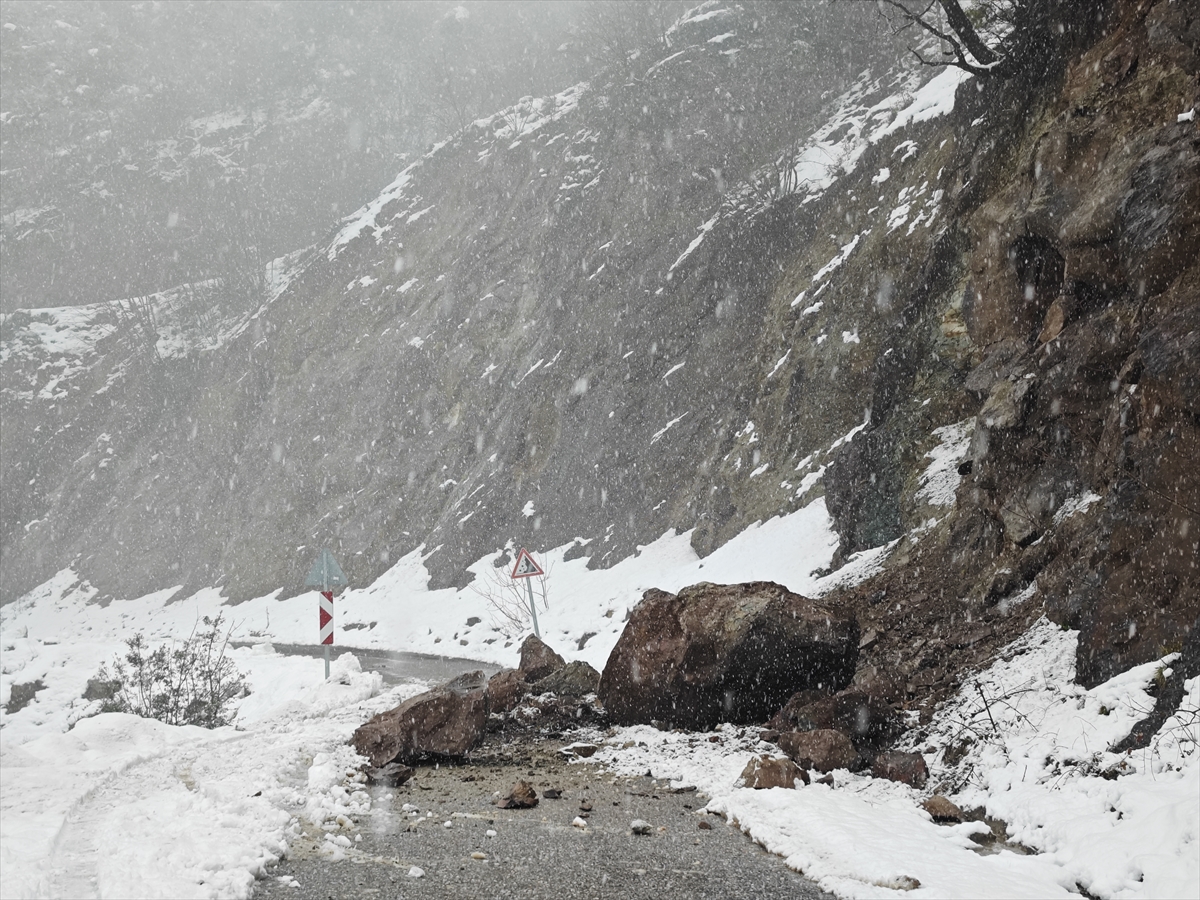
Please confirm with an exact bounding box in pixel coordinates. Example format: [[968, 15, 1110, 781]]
[[0, 636, 423, 899], [919, 619, 1199, 900], [587, 620, 1198, 900]]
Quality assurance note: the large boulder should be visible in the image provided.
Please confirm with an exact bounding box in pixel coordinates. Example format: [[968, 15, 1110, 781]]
[[484, 668, 527, 714], [777, 729, 859, 773], [739, 755, 808, 790], [351, 672, 488, 767], [598, 582, 858, 728], [531, 660, 601, 697], [872, 750, 929, 787], [768, 686, 902, 754], [519, 635, 567, 682], [495, 780, 538, 809]]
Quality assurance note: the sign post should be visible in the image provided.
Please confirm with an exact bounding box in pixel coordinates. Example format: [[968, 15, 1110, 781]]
[[510, 548, 545, 639], [304, 549, 348, 680]]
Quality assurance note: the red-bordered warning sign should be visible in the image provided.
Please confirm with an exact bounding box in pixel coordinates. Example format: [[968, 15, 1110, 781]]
[[511, 548, 544, 579]]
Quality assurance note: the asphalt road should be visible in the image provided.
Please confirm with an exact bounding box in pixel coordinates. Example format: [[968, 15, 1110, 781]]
[[253, 736, 832, 900], [237, 643, 502, 685]]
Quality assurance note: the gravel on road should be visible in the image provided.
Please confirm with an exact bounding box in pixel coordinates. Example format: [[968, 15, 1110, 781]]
[[253, 732, 832, 900]]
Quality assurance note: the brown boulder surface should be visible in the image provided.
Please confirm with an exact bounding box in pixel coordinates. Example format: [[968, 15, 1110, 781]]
[[530, 660, 601, 697], [519, 635, 567, 682], [873, 751, 929, 788], [484, 668, 526, 715], [351, 677, 488, 767], [922, 795, 964, 822], [739, 755, 809, 790], [777, 729, 858, 773], [768, 686, 902, 753], [598, 581, 858, 728], [495, 780, 539, 809]]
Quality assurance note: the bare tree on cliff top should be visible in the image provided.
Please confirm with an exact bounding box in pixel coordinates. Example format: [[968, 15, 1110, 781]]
[[874, 0, 1019, 76]]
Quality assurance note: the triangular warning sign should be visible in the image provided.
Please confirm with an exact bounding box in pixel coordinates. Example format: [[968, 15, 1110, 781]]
[[304, 548, 348, 589], [511, 548, 544, 579]]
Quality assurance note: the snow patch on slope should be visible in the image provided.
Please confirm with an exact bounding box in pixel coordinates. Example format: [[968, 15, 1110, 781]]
[[916, 419, 974, 508]]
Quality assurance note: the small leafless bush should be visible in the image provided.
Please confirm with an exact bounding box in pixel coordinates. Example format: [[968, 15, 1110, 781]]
[[745, 144, 836, 211], [497, 98, 539, 138], [109, 294, 162, 363], [470, 557, 551, 637], [95, 614, 246, 728]]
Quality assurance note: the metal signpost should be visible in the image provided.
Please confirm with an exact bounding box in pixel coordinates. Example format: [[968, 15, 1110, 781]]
[[510, 548, 545, 638], [304, 549, 347, 680]]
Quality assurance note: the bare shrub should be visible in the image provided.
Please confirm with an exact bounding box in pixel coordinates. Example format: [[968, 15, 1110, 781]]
[[109, 294, 163, 363], [470, 556, 551, 637], [96, 614, 247, 728]]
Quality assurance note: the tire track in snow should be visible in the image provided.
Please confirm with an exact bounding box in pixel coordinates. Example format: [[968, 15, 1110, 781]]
[[43, 730, 297, 899], [45, 753, 183, 899]]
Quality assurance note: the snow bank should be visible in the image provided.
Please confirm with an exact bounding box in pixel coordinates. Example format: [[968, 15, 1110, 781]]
[[0, 619, 420, 899]]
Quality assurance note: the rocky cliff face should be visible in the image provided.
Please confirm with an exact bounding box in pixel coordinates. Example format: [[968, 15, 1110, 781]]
[[827, 0, 1199, 696], [2, 1, 1196, 690]]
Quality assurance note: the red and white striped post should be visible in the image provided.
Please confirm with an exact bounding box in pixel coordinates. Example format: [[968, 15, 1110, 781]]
[[304, 549, 346, 682], [319, 590, 334, 679]]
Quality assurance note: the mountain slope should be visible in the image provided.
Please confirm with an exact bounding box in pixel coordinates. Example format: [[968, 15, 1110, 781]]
[[2, 0, 1197, 693], [2, 1, 900, 598]]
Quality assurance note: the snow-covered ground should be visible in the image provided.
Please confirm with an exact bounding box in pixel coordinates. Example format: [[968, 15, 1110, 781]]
[[0, 646, 423, 899], [3, 496, 1196, 899]]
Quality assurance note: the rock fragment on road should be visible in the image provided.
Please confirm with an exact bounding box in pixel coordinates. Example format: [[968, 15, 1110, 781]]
[[495, 779, 539, 809]]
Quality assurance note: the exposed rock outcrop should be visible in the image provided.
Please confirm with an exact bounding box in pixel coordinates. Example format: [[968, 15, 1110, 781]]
[[598, 582, 858, 729], [824, 0, 1199, 703]]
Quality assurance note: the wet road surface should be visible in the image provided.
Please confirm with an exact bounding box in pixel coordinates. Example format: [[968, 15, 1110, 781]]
[[253, 735, 831, 900], [239, 642, 502, 685]]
